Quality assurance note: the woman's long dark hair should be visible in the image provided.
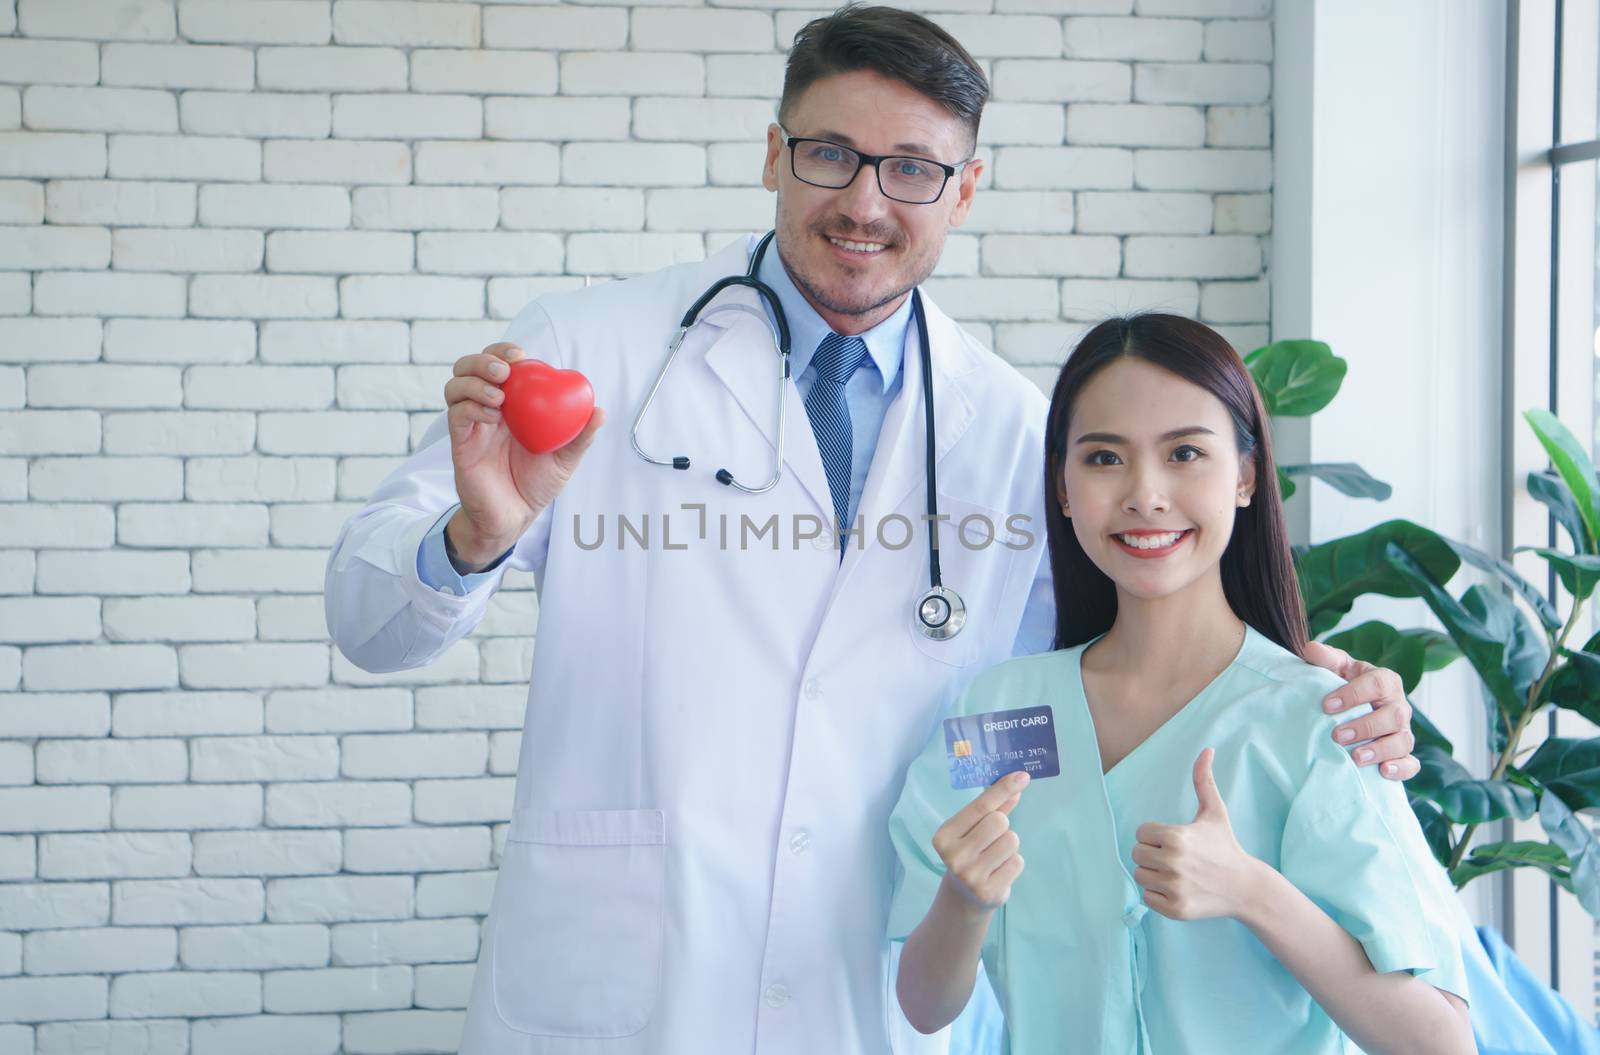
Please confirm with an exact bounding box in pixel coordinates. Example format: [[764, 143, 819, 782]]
[[1043, 314, 1308, 657]]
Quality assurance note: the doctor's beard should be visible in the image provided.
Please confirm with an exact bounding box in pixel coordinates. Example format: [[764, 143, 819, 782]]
[[779, 218, 945, 321]]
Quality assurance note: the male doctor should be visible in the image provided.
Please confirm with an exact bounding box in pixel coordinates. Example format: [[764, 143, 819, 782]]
[[324, 6, 1420, 1053]]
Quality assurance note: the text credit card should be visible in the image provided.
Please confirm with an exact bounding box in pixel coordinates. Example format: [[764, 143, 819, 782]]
[[944, 705, 1061, 790]]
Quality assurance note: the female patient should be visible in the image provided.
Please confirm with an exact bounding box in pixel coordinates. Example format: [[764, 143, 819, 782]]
[[888, 315, 1472, 1054]]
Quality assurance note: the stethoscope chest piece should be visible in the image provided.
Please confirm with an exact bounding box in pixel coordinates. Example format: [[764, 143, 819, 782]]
[[916, 585, 966, 641]]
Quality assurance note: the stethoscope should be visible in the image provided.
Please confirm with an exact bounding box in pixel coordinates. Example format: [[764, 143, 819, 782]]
[[629, 230, 966, 641]]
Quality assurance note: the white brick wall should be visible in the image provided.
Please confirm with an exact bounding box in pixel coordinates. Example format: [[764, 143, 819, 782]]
[[0, 1, 1273, 1050]]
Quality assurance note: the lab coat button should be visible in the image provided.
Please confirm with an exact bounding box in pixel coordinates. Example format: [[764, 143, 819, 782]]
[[764, 983, 790, 1008], [789, 830, 810, 855], [802, 679, 821, 700]]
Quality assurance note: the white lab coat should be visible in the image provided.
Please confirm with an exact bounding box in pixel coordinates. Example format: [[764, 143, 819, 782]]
[[324, 234, 1055, 1054]]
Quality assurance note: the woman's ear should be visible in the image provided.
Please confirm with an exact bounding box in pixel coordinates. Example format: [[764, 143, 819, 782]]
[[1054, 473, 1071, 517], [1237, 456, 1258, 507]]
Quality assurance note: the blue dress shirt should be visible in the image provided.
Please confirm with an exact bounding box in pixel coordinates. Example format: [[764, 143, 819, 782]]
[[418, 234, 915, 595]]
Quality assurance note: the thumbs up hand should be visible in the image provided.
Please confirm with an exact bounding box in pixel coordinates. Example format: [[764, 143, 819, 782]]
[[1131, 748, 1267, 922]]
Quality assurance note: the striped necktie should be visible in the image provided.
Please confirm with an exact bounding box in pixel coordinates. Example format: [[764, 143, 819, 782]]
[[803, 332, 869, 553]]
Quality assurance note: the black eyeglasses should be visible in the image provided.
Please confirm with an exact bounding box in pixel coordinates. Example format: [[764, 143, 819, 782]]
[[778, 125, 969, 205]]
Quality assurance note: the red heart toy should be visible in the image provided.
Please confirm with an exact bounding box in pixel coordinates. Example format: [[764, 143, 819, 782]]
[[498, 359, 595, 454]]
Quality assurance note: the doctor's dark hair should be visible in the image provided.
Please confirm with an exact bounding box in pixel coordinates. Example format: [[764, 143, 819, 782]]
[[780, 4, 989, 154], [1042, 314, 1309, 657]]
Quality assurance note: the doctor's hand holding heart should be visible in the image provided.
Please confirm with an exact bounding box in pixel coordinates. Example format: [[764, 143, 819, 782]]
[[441, 341, 601, 572]]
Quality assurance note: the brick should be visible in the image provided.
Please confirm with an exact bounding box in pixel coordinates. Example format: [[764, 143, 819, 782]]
[[0, 742, 30, 786], [500, 187, 643, 231], [109, 970, 260, 1018], [263, 965, 410, 1014], [0, 40, 99, 86], [266, 688, 410, 734], [1075, 190, 1211, 233], [0, 976, 106, 1024], [190, 549, 332, 592], [179, 0, 331, 45], [0, 836, 29, 881], [0, 882, 108, 929], [413, 141, 558, 185], [104, 406, 257, 449], [192, 829, 340, 876], [410, 320, 506, 364], [335, 0, 477, 46], [0, 133, 105, 179], [0, 785, 109, 832], [0, 597, 98, 643], [1064, 16, 1200, 60], [564, 142, 705, 187], [415, 232, 560, 276], [413, 50, 555, 95], [264, 138, 410, 184], [190, 275, 339, 319], [1207, 104, 1270, 147], [266, 231, 413, 275], [0, 181, 44, 224], [267, 877, 412, 922], [1123, 234, 1261, 277], [268, 502, 365, 546], [1136, 0, 1269, 13], [1059, 277, 1199, 320], [1205, 19, 1272, 62], [33, 273, 185, 318], [113, 227, 263, 272], [922, 14, 1061, 57], [644, 188, 771, 233], [706, 140, 765, 186], [181, 923, 329, 970], [415, 871, 493, 919], [261, 320, 408, 364], [190, 734, 338, 782], [35, 739, 186, 784], [103, 591, 256, 641], [258, 46, 407, 92], [488, 731, 518, 775], [1134, 148, 1270, 191], [24, 927, 175, 975], [35, 1021, 188, 1055], [23, 86, 177, 134], [483, 95, 627, 143], [332, 918, 477, 966], [185, 456, 336, 502], [0, 318, 101, 362], [342, 733, 486, 779], [25, 644, 177, 692], [1134, 61, 1269, 104], [198, 182, 348, 228], [192, 1014, 340, 1054], [414, 964, 473, 1009], [257, 595, 330, 639], [1200, 276, 1269, 322], [340, 276, 483, 320], [992, 146, 1132, 189], [1066, 102, 1203, 147], [112, 691, 263, 737], [0, 554, 35, 597], [18, 0, 174, 41], [706, 53, 783, 98], [37, 832, 190, 879], [108, 134, 259, 182], [484, 5, 624, 49], [413, 777, 514, 825], [959, 190, 1073, 234], [181, 91, 331, 138], [353, 186, 497, 230], [102, 42, 253, 89], [332, 94, 480, 140], [560, 52, 703, 97], [266, 783, 411, 829], [112, 786, 263, 833], [36, 550, 188, 594], [1214, 192, 1270, 234], [0, 225, 108, 270], [0, 504, 114, 547], [45, 179, 195, 226], [567, 233, 704, 276], [992, 59, 1131, 102], [334, 366, 442, 409], [922, 277, 1057, 320], [982, 234, 1120, 277], [977, 102, 1064, 145], [634, 97, 774, 141]]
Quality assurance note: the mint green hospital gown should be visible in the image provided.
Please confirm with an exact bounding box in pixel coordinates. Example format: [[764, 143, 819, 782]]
[[888, 625, 1468, 1054]]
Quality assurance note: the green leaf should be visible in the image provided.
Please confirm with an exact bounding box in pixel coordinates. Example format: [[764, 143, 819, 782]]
[[1409, 796, 1454, 867], [1461, 584, 1550, 707], [1407, 745, 1537, 823], [1246, 340, 1347, 417], [1279, 463, 1393, 501], [1297, 521, 1460, 637], [1548, 642, 1600, 724], [1278, 466, 1296, 501], [1325, 620, 1426, 694], [1516, 548, 1600, 603], [1539, 793, 1600, 917], [1525, 408, 1600, 552], [1386, 545, 1544, 737], [1530, 469, 1595, 555], [1524, 738, 1600, 811], [1448, 540, 1562, 632], [1451, 839, 1572, 889], [1406, 627, 1463, 673]]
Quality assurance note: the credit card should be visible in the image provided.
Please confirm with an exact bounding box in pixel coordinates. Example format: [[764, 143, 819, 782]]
[[944, 705, 1061, 790]]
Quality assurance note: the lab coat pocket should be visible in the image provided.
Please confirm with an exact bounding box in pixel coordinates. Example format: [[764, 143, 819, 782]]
[[491, 807, 666, 1038]]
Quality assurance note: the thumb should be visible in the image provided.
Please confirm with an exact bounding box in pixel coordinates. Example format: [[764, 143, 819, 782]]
[[1192, 748, 1226, 821]]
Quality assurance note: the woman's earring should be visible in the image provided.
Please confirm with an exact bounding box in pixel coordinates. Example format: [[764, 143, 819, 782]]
[[1060, 502, 1070, 516]]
